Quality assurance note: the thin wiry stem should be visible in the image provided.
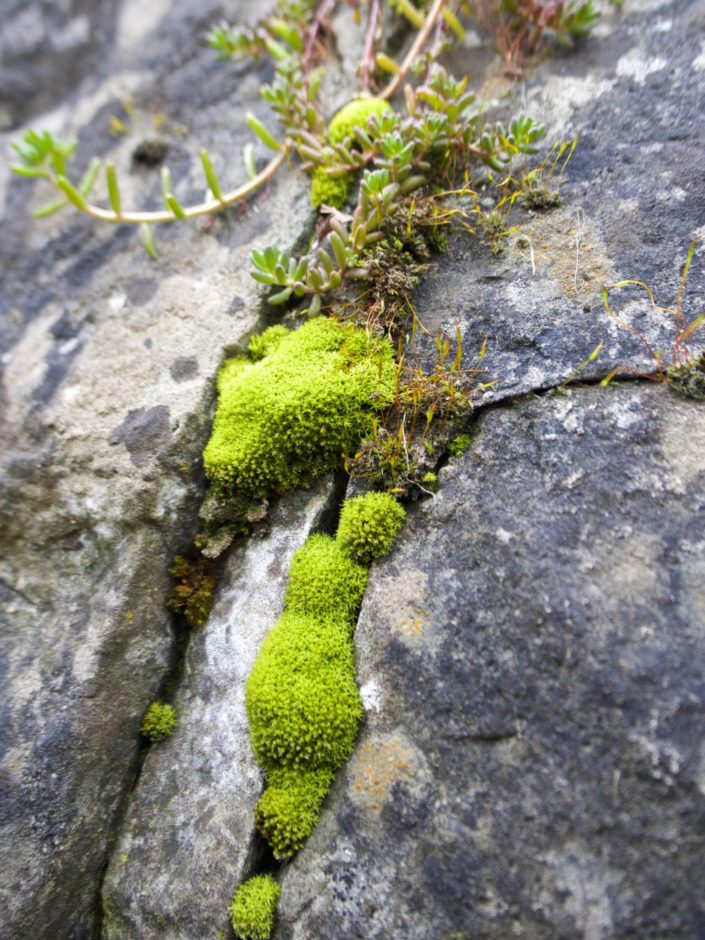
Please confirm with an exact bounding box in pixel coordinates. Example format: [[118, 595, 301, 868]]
[[52, 149, 288, 224], [380, 0, 448, 100], [360, 0, 383, 94], [303, 0, 336, 74]]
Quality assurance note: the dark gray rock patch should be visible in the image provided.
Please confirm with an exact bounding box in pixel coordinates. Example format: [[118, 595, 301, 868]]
[[169, 356, 199, 382], [109, 405, 172, 467]]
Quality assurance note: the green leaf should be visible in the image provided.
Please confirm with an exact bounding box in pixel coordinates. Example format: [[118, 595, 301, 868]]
[[106, 162, 122, 214], [32, 198, 68, 219], [140, 223, 157, 258], [246, 113, 282, 152], [201, 149, 223, 200], [56, 175, 87, 210], [78, 157, 102, 197]]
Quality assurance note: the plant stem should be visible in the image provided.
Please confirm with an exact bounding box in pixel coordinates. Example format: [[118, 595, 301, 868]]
[[380, 0, 448, 100], [360, 0, 383, 94], [58, 149, 288, 224], [303, 0, 336, 74]]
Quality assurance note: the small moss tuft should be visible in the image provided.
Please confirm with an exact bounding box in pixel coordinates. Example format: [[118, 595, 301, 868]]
[[141, 702, 177, 742], [284, 534, 368, 628], [203, 318, 395, 497], [246, 609, 362, 772], [310, 167, 351, 209], [248, 325, 290, 361], [230, 875, 280, 940], [336, 492, 406, 565], [328, 98, 393, 145], [255, 767, 334, 858], [449, 433, 472, 457], [667, 354, 705, 401]]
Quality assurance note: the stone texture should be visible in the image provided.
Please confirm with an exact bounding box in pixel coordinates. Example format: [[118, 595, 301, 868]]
[[277, 384, 705, 940], [102, 479, 339, 940], [419, 0, 705, 404], [0, 2, 310, 937]]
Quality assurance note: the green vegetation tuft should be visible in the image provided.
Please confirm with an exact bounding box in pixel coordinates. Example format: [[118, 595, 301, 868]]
[[336, 492, 406, 565], [255, 767, 335, 858], [203, 317, 395, 497], [667, 354, 705, 401], [327, 98, 393, 145], [141, 702, 177, 742], [246, 608, 363, 773], [248, 324, 290, 361], [284, 534, 368, 627], [310, 167, 351, 208], [230, 875, 280, 940], [449, 433, 472, 457]]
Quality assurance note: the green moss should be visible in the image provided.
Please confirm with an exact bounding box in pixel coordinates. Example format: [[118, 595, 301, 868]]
[[255, 767, 334, 858], [310, 167, 351, 209], [230, 875, 280, 940], [667, 354, 705, 400], [203, 318, 395, 497], [449, 432, 472, 457], [246, 609, 362, 772], [336, 492, 406, 565], [284, 533, 368, 628], [328, 98, 392, 145], [420, 471, 438, 492], [141, 702, 176, 742], [248, 325, 290, 361]]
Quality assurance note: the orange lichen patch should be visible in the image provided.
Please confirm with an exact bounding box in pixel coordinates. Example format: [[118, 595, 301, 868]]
[[395, 609, 426, 638], [514, 208, 615, 300], [351, 735, 415, 813]]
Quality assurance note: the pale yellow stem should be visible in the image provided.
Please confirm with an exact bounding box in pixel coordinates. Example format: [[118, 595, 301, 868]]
[[380, 0, 448, 101]]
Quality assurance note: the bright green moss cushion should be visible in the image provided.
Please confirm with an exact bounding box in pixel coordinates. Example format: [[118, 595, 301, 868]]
[[327, 97, 393, 145], [284, 533, 368, 629], [246, 611, 362, 771], [256, 767, 335, 859], [229, 874, 280, 940], [336, 491, 406, 564], [203, 318, 395, 497]]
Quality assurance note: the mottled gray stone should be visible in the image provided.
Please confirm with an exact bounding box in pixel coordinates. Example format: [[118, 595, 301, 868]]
[[277, 384, 705, 940], [0, 1, 308, 937], [102, 479, 338, 940]]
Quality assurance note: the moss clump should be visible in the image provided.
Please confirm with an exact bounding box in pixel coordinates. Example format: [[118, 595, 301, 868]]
[[449, 432, 472, 457], [284, 534, 368, 627], [667, 354, 705, 401], [141, 702, 177, 742], [167, 555, 216, 627], [248, 325, 289, 361], [246, 609, 363, 771], [246, 530, 372, 858], [255, 767, 334, 857], [310, 166, 351, 209], [336, 492, 406, 565], [203, 317, 395, 497], [328, 97, 393, 145], [230, 875, 280, 940]]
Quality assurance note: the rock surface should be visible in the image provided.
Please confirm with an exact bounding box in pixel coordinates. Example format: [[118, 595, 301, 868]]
[[278, 384, 705, 940], [102, 479, 339, 940], [0, 1, 309, 937], [1, 0, 704, 938]]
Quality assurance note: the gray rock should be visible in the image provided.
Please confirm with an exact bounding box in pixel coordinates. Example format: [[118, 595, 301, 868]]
[[0, 1, 310, 937], [102, 479, 339, 940], [417, 0, 705, 405], [277, 384, 705, 940]]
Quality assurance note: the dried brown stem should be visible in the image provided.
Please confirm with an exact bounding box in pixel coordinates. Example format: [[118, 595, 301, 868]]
[[360, 0, 383, 93], [380, 0, 448, 100], [303, 0, 336, 74]]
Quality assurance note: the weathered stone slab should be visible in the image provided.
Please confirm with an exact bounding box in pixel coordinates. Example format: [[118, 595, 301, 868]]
[[277, 384, 705, 939], [417, 0, 705, 404], [102, 479, 338, 940], [0, 2, 310, 937]]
